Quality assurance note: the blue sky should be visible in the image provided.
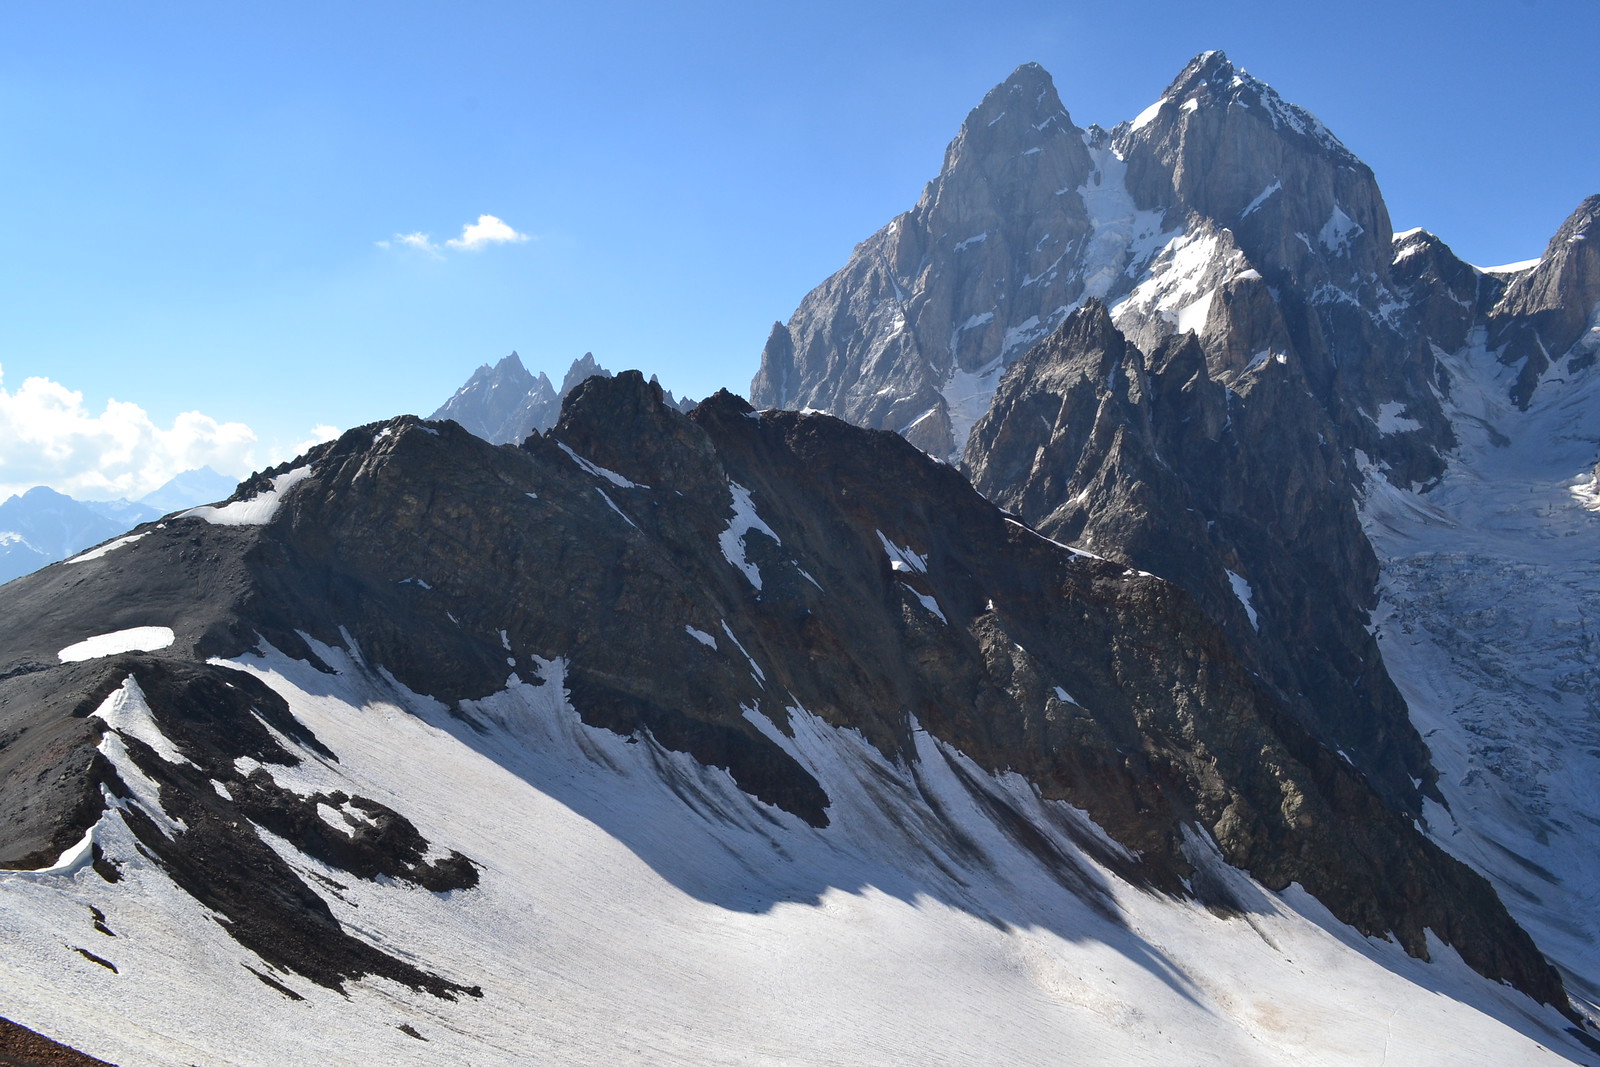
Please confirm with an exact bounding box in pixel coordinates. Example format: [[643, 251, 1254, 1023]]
[[1, 0, 1595, 500]]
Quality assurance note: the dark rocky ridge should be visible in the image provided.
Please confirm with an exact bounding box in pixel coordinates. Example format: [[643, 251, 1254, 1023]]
[[433, 349, 695, 445], [964, 302, 1430, 813], [0, 372, 1573, 1014]]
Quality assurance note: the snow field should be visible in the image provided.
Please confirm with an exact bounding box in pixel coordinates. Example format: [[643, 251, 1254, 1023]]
[[1, 627, 1585, 1064]]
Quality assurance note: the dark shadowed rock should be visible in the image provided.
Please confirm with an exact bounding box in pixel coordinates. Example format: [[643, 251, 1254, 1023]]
[[0, 375, 1572, 1014], [965, 304, 1430, 813]]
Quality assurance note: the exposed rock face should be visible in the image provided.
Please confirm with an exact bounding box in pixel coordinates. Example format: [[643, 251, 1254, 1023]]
[[750, 62, 1101, 457], [965, 303, 1426, 810], [430, 351, 562, 444], [1487, 195, 1600, 402], [0, 374, 1572, 1013], [435, 350, 695, 445]]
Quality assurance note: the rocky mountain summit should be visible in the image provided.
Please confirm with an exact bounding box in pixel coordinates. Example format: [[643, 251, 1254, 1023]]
[[433, 350, 693, 445], [752, 51, 1597, 475], [752, 49, 1600, 1038]]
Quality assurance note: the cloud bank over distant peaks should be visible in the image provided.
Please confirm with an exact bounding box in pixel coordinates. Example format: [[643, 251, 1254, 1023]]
[[378, 214, 531, 256], [0, 366, 337, 504]]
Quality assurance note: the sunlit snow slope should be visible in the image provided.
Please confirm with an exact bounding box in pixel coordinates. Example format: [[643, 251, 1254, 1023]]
[[0, 638, 1583, 1066]]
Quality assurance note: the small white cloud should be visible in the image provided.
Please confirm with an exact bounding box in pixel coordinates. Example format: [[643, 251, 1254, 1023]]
[[378, 231, 443, 257], [0, 365, 259, 502], [445, 214, 531, 251]]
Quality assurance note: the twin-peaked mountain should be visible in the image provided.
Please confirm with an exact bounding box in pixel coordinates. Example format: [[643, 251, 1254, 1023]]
[[752, 50, 1597, 472], [3, 50, 1599, 1065], [751, 48, 1600, 1036]]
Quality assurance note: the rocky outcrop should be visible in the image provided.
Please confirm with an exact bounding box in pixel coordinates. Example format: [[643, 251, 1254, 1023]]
[[0, 374, 1572, 1013], [1487, 195, 1600, 403], [750, 62, 1102, 458], [434, 351, 697, 446], [430, 351, 561, 444], [965, 303, 1428, 812]]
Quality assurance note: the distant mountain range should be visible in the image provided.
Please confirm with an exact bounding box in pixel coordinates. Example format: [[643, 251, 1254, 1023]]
[[0, 467, 239, 585], [431, 351, 693, 445]]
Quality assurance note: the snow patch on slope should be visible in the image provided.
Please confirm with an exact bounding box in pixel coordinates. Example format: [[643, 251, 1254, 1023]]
[[182, 466, 312, 526], [1076, 144, 1170, 301], [1241, 180, 1282, 218], [92, 676, 194, 767], [1111, 230, 1241, 336], [941, 357, 1008, 461], [1318, 206, 1364, 256], [58, 626, 176, 663], [1226, 570, 1260, 631], [718, 481, 780, 591], [67, 532, 148, 564], [556, 441, 646, 489], [874, 530, 928, 574]]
